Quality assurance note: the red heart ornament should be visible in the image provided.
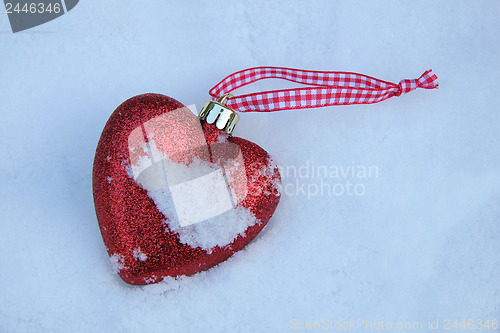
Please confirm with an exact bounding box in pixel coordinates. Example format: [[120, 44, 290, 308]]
[[93, 94, 281, 285]]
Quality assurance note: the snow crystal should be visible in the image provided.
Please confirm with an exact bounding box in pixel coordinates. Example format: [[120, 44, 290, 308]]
[[109, 253, 126, 273], [132, 247, 148, 261]]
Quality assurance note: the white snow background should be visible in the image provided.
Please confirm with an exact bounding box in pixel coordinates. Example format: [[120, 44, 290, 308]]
[[1, 1, 500, 332]]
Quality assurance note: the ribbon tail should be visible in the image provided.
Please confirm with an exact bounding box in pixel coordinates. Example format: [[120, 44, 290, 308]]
[[417, 69, 439, 89]]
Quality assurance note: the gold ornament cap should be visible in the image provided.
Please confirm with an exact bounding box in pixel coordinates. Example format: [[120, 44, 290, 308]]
[[199, 94, 239, 134]]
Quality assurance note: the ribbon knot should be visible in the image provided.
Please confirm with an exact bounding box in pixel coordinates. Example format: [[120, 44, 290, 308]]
[[396, 70, 439, 96]]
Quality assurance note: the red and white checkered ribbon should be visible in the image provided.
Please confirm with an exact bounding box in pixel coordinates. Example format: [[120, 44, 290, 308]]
[[209, 67, 438, 113]]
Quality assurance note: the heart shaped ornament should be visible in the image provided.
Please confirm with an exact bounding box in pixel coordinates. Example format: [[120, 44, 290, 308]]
[[93, 93, 281, 285]]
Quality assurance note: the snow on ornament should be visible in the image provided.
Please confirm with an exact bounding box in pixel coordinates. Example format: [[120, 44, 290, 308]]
[[92, 67, 438, 285]]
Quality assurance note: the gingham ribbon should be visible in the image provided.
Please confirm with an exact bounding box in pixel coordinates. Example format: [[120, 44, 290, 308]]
[[209, 67, 438, 113]]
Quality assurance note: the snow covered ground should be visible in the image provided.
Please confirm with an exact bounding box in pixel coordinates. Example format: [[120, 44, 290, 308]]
[[1, 1, 500, 332]]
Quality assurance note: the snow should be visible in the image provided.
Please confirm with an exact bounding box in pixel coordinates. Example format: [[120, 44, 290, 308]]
[[132, 248, 147, 262], [110, 253, 126, 273], [1, 1, 500, 332], [125, 105, 259, 247]]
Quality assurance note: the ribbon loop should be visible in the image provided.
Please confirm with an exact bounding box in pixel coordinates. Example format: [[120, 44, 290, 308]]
[[209, 67, 438, 113]]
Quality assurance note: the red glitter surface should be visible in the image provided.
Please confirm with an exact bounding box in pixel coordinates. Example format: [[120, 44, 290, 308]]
[[92, 94, 281, 285]]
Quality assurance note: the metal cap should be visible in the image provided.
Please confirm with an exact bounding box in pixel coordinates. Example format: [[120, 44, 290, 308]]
[[199, 94, 239, 135]]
